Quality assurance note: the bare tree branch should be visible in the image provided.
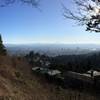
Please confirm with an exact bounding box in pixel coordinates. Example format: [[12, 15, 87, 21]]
[[0, 0, 40, 7], [63, 0, 100, 32]]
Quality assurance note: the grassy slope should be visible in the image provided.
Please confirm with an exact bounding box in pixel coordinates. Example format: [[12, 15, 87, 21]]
[[0, 55, 98, 100]]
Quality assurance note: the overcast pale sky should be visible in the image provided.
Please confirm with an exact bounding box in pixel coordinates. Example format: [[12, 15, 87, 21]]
[[0, 0, 100, 44]]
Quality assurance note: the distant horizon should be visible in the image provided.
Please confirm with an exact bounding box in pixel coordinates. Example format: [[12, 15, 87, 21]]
[[4, 43, 100, 45]]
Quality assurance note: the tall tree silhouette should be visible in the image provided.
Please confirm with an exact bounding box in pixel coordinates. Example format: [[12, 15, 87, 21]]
[[0, 34, 7, 55]]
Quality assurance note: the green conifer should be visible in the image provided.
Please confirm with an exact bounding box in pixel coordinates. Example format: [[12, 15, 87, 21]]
[[0, 34, 7, 55]]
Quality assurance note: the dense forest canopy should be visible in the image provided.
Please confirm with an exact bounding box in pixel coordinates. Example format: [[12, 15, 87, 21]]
[[50, 52, 100, 73]]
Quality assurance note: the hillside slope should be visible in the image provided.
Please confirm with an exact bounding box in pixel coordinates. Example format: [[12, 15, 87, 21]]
[[0, 55, 98, 100]]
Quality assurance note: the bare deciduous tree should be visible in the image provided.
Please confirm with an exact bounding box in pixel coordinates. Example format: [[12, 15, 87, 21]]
[[63, 0, 100, 32], [0, 0, 40, 7]]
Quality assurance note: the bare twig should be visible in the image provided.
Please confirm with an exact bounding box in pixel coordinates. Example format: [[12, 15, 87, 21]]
[[0, 0, 40, 7]]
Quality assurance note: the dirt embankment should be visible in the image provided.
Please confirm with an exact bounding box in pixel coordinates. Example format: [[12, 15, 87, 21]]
[[0, 55, 98, 100]]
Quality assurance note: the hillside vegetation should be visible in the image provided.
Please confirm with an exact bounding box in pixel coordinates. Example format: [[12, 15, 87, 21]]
[[0, 55, 99, 100]]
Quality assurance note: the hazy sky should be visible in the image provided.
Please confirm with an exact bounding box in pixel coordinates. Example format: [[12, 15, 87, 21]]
[[1, 0, 100, 44]]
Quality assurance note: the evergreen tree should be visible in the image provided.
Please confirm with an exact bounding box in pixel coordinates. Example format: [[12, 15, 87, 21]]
[[0, 34, 7, 55]]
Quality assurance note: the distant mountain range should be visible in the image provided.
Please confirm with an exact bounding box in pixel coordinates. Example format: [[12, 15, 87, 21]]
[[5, 44, 100, 56]]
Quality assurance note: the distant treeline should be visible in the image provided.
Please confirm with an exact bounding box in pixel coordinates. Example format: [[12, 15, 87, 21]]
[[50, 52, 100, 73]]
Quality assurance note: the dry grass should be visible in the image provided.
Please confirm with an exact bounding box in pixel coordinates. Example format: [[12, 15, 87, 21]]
[[0, 55, 99, 100]]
